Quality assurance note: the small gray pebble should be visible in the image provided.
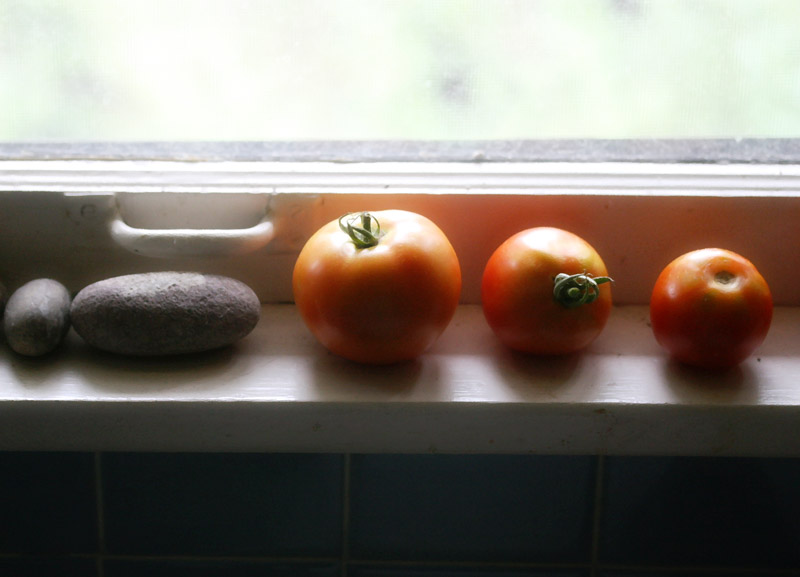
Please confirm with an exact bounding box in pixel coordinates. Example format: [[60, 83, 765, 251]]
[[71, 272, 261, 356], [4, 279, 72, 356]]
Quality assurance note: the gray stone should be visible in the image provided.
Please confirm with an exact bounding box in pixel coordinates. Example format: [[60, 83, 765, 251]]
[[70, 272, 260, 356], [4, 279, 71, 356]]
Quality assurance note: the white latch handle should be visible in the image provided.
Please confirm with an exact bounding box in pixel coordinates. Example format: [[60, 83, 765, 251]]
[[110, 216, 275, 258]]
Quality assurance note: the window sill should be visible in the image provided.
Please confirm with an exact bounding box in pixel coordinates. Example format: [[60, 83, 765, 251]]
[[2, 304, 799, 456]]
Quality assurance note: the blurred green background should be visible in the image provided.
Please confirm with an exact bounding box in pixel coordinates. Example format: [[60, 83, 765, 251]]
[[1, 0, 799, 141]]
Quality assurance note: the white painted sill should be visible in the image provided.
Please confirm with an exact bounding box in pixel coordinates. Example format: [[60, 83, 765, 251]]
[[1, 161, 799, 455]]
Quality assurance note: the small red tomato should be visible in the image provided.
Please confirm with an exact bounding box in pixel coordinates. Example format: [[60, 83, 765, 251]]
[[481, 227, 613, 355], [293, 210, 461, 364], [650, 248, 773, 369]]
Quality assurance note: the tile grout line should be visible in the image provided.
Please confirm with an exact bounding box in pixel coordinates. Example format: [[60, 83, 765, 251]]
[[94, 452, 106, 577], [341, 453, 352, 577], [590, 454, 606, 577]]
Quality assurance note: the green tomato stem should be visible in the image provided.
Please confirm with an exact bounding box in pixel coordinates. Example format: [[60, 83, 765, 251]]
[[339, 212, 383, 249], [553, 272, 613, 309]]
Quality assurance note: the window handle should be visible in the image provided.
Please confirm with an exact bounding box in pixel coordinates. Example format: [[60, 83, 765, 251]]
[[110, 214, 275, 258]]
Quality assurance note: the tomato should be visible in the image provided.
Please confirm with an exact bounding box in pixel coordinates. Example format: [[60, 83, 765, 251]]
[[293, 210, 461, 364], [481, 227, 613, 355], [649, 248, 773, 369]]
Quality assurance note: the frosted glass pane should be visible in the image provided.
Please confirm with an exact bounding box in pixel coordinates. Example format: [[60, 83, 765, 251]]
[[1, 0, 799, 140]]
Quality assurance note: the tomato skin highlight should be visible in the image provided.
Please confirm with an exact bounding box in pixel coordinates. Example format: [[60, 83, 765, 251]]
[[292, 210, 461, 364], [481, 227, 612, 355], [649, 248, 773, 369]]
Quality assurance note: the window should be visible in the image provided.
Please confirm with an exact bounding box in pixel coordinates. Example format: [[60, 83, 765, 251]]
[[2, 0, 800, 143], [1, 0, 800, 456]]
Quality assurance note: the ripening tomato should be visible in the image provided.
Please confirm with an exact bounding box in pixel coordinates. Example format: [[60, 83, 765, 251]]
[[293, 210, 461, 364], [650, 248, 773, 369], [481, 227, 613, 355]]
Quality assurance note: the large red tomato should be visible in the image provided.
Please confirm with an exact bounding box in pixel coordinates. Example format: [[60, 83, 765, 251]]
[[293, 210, 461, 364], [650, 248, 773, 369], [481, 227, 613, 355]]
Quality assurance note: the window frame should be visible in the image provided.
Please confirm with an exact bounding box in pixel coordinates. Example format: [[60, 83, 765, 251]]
[[1, 146, 799, 455], [1, 151, 799, 305]]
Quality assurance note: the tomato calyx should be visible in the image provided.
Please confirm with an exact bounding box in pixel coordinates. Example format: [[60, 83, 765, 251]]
[[339, 212, 384, 249], [553, 272, 613, 309]]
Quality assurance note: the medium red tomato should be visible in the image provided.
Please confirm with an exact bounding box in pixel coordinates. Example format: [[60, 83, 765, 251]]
[[293, 210, 461, 364], [650, 248, 773, 369], [481, 227, 613, 355]]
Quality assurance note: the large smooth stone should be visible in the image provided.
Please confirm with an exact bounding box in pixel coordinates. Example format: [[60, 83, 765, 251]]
[[4, 279, 71, 356], [71, 272, 260, 356]]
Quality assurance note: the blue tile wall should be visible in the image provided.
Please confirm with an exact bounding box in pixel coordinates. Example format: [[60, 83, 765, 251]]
[[599, 456, 800, 569], [2, 452, 800, 576], [349, 566, 589, 577], [597, 568, 800, 577], [0, 452, 97, 554], [349, 454, 596, 563], [103, 558, 341, 577], [102, 452, 343, 557], [0, 556, 97, 577]]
